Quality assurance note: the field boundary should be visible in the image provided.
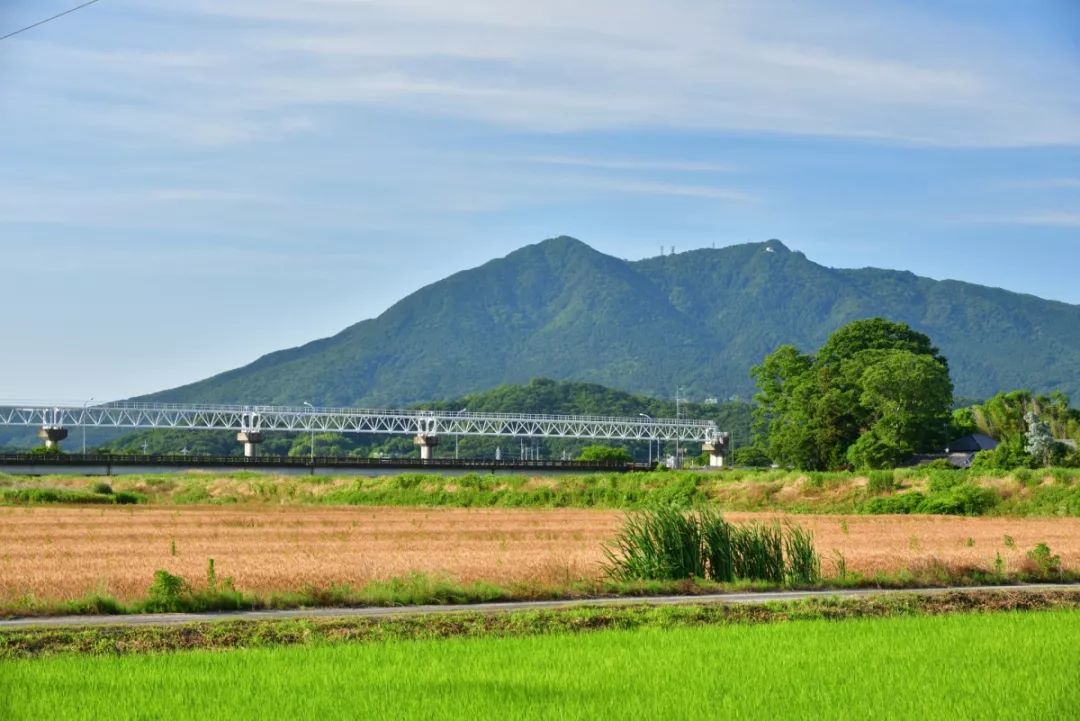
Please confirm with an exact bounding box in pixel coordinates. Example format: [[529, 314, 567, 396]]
[[3, 583, 1075, 629]]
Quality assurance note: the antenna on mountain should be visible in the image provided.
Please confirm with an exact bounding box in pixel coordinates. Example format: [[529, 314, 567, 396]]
[[660, 246, 664, 257]]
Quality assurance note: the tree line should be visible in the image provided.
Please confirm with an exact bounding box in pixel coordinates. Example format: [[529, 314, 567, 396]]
[[745, 317, 1080, 471]]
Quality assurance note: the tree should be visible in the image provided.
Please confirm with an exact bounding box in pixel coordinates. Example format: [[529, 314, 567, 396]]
[[858, 350, 953, 454], [731, 445, 772, 467], [845, 429, 910, 470], [1024, 411, 1054, 468], [577, 445, 633, 464], [816, 317, 948, 370], [751, 318, 954, 470], [971, 390, 1080, 446]]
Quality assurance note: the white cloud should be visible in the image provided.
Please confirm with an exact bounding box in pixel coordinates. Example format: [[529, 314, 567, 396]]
[[970, 211, 1080, 229], [504, 156, 737, 173], [6, 0, 1079, 148], [1005, 212, 1080, 228], [1007, 178, 1080, 190], [564, 178, 756, 202]]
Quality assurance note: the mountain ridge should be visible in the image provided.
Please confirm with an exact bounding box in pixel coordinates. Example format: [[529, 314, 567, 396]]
[[141, 237, 1080, 406]]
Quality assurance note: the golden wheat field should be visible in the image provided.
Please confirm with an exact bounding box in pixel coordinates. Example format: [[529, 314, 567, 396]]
[[1, 506, 1078, 602]]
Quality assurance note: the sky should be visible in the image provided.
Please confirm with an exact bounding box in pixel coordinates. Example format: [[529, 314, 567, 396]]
[[1, 0, 1079, 402]]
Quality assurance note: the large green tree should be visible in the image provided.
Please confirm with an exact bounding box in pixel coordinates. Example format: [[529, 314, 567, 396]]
[[751, 318, 954, 470]]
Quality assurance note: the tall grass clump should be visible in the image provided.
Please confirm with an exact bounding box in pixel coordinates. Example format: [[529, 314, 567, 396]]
[[605, 507, 820, 585], [699, 509, 734, 582], [784, 524, 821, 585], [603, 506, 705, 581], [731, 523, 785, 583]]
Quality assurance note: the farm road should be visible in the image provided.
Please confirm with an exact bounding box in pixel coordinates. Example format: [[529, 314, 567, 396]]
[[1, 584, 1074, 629]]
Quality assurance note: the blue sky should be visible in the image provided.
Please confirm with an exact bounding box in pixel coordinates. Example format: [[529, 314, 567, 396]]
[[1, 0, 1079, 402]]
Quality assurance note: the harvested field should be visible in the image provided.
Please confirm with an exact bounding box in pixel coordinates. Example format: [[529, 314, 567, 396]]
[[1, 506, 1078, 602]]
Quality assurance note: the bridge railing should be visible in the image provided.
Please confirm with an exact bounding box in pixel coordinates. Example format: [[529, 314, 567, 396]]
[[93, 401, 716, 427]]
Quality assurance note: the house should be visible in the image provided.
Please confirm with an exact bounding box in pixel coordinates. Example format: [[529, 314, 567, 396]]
[[946, 434, 999, 454], [906, 433, 999, 469]]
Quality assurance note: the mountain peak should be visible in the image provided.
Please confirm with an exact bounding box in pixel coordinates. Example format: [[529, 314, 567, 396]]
[[143, 235, 1080, 408]]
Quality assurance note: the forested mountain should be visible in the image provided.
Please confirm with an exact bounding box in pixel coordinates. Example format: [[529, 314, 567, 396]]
[[141, 236, 1080, 406]]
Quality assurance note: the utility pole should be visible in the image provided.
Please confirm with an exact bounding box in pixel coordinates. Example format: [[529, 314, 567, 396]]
[[303, 402, 315, 462], [456, 408, 466, 460], [81, 397, 94, 454], [639, 413, 652, 465], [675, 387, 683, 468]]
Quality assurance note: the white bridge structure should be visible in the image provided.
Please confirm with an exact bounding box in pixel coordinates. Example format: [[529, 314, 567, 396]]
[[0, 402, 730, 466]]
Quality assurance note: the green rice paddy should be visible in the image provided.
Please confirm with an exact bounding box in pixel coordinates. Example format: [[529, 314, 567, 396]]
[[3, 609, 1078, 720]]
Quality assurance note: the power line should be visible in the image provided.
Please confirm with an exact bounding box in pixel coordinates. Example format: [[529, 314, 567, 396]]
[[1, 0, 103, 42]]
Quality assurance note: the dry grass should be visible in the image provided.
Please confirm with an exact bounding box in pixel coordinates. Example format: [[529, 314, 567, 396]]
[[1, 506, 1078, 602]]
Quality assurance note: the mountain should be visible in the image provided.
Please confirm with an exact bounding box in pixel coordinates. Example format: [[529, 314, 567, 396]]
[[141, 237, 1080, 406]]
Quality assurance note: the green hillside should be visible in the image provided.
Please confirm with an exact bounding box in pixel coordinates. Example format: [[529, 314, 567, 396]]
[[139, 237, 1080, 407]]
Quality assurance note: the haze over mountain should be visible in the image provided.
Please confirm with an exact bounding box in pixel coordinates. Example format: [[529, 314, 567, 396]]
[[143, 237, 1080, 406]]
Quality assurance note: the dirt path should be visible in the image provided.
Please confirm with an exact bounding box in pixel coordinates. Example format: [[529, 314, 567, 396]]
[[3, 584, 1074, 629], [2, 506, 1078, 601]]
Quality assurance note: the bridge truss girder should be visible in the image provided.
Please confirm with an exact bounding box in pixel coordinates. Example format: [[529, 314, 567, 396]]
[[0, 403, 725, 444]]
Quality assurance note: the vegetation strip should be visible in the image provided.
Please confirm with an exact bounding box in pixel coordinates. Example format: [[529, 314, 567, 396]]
[[1, 588, 1076, 659], [4, 464, 1080, 516]]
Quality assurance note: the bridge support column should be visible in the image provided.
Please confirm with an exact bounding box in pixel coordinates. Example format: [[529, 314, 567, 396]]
[[237, 431, 263, 458], [414, 434, 439, 460], [702, 435, 729, 468], [38, 427, 68, 450]]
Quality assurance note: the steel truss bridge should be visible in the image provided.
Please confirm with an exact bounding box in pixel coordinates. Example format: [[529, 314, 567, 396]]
[[0, 402, 726, 446]]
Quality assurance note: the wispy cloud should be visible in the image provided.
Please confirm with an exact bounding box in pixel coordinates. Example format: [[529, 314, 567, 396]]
[[506, 156, 737, 173], [1006, 178, 1080, 190], [975, 212, 1080, 228], [147, 188, 269, 203], [570, 178, 757, 202], [8, 0, 1079, 148], [1007, 212, 1080, 228]]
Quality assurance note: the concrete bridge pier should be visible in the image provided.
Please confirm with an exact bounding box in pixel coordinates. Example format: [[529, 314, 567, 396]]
[[414, 434, 440, 460], [38, 427, 68, 450], [237, 431, 263, 458], [702, 435, 729, 468]]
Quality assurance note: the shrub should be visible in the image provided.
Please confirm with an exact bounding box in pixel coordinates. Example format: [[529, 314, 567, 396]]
[[142, 570, 191, 612], [1023, 543, 1062, 579], [92, 482, 114, 495], [846, 431, 910, 470], [577, 445, 633, 464], [866, 471, 896, 494], [862, 483, 997, 516], [863, 492, 926, 515], [916, 484, 995, 515], [731, 445, 772, 468], [0, 488, 142, 505]]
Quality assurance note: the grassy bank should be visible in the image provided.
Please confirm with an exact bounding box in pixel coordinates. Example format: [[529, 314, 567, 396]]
[[3, 601, 1079, 720], [4, 557, 1077, 620], [2, 588, 1078, 659], [4, 467, 1080, 515]]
